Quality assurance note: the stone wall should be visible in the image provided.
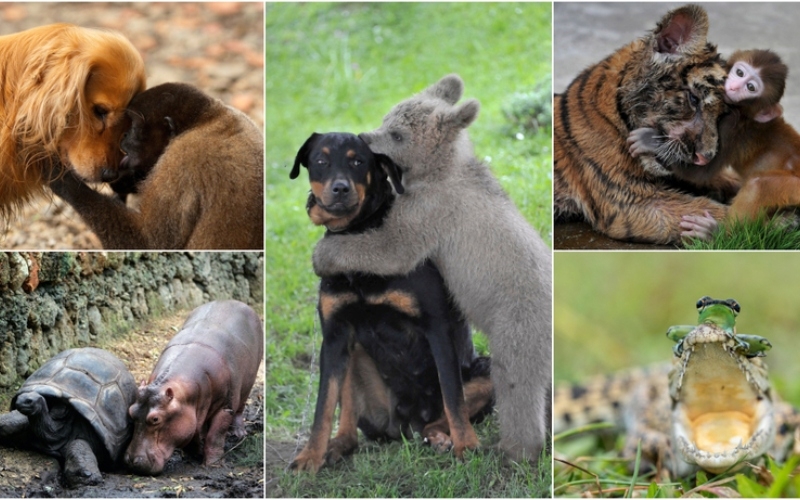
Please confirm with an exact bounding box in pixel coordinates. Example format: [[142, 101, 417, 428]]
[[0, 252, 263, 388]]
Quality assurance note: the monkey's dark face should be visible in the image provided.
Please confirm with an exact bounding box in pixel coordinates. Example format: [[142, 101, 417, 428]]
[[114, 83, 213, 180], [118, 110, 173, 178]]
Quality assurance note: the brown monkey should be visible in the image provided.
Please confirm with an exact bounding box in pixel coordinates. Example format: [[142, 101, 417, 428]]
[[49, 83, 264, 250], [629, 49, 794, 238]]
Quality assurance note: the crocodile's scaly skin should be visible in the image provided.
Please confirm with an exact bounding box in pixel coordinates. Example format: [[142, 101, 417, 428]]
[[555, 324, 800, 476]]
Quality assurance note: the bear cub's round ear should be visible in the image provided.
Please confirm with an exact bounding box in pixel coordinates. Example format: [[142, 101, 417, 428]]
[[443, 99, 480, 130], [424, 74, 464, 105]]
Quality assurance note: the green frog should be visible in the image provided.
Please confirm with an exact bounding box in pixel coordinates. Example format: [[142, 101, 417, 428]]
[[666, 296, 751, 356]]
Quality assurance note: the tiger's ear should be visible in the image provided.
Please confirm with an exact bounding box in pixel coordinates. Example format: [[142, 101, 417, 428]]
[[654, 4, 709, 55]]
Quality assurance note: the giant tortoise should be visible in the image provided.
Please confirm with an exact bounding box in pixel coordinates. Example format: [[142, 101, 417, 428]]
[[0, 347, 136, 487]]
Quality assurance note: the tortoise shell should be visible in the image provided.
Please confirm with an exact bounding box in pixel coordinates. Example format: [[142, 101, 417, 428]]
[[11, 347, 137, 459]]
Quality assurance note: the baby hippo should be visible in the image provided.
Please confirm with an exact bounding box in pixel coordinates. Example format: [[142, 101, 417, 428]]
[[124, 300, 263, 475]]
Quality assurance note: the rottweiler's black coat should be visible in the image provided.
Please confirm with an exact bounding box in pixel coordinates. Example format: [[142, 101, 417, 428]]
[[289, 132, 493, 472]]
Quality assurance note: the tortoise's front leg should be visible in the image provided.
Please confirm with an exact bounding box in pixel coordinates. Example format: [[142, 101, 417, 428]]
[[63, 438, 103, 487], [0, 410, 29, 438]]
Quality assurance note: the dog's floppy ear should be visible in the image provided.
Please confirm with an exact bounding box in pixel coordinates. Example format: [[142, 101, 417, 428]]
[[290, 133, 321, 179], [375, 153, 405, 195]]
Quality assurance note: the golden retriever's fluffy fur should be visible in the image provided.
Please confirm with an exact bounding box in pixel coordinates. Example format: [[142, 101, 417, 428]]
[[0, 23, 145, 216]]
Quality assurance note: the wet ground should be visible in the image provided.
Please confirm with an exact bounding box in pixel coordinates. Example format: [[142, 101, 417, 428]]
[[554, 222, 677, 250], [0, 2, 263, 250], [0, 311, 265, 498]]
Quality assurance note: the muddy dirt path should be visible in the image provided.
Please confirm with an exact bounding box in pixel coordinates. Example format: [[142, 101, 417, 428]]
[[0, 311, 265, 498]]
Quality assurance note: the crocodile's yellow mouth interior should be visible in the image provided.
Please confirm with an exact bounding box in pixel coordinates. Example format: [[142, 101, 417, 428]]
[[691, 411, 752, 453], [673, 341, 774, 473]]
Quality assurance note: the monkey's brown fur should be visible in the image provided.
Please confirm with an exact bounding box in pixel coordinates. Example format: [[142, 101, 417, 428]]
[[312, 75, 552, 462], [49, 83, 264, 250], [682, 50, 799, 222]]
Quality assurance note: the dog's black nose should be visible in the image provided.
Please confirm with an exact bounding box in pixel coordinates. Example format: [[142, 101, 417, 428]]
[[331, 180, 350, 196]]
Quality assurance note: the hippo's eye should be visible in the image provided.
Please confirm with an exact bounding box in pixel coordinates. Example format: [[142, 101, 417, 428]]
[[390, 132, 402, 142]]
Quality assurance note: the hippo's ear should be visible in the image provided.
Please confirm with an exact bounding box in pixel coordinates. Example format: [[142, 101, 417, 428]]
[[291, 133, 320, 179], [164, 387, 174, 403], [375, 153, 405, 195]]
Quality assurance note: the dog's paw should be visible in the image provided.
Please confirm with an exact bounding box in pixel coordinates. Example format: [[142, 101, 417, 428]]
[[324, 435, 358, 465], [423, 430, 453, 454], [290, 450, 324, 474]]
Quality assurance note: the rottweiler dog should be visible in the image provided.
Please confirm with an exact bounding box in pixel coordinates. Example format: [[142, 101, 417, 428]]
[[289, 132, 494, 473]]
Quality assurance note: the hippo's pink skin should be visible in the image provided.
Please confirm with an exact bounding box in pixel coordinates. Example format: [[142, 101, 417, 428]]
[[124, 300, 262, 475]]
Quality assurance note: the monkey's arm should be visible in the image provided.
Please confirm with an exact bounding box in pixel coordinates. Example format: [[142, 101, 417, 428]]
[[313, 211, 433, 277], [49, 169, 149, 249]]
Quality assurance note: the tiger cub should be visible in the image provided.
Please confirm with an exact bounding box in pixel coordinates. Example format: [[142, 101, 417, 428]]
[[554, 4, 735, 245]]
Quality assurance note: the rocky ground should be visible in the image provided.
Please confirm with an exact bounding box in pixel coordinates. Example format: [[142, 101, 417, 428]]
[[0, 310, 265, 498], [0, 3, 264, 250]]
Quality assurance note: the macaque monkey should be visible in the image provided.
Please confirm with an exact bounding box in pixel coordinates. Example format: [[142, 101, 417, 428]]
[[629, 49, 795, 239]]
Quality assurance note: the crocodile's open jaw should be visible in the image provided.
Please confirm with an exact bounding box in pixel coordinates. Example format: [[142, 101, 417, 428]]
[[670, 324, 775, 473]]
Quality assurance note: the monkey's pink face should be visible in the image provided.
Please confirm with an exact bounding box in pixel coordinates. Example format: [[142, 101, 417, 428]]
[[725, 62, 763, 103]]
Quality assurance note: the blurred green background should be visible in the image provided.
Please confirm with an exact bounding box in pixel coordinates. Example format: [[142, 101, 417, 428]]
[[555, 252, 800, 404]]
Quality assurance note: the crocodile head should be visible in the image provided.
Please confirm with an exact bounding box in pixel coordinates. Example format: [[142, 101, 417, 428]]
[[669, 323, 775, 474]]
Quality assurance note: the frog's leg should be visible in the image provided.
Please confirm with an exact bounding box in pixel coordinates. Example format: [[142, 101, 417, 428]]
[[735, 334, 772, 358], [666, 325, 694, 343]]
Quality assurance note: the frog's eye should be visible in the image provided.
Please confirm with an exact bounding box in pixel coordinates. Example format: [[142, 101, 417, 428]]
[[727, 299, 741, 315], [696, 297, 711, 310]]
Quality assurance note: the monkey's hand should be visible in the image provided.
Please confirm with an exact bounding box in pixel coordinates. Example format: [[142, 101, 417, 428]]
[[48, 166, 91, 202], [680, 211, 719, 241], [41, 161, 70, 184]]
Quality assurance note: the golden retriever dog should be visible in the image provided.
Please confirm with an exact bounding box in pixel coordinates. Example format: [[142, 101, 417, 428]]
[[0, 23, 145, 217]]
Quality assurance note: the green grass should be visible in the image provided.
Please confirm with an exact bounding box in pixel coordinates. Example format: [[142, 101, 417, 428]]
[[278, 419, 551, 498], [683, 212, 800, 250], [265, 3, 552, 497], [554, 253, 800, 497], [226, 434, 265, 468]]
